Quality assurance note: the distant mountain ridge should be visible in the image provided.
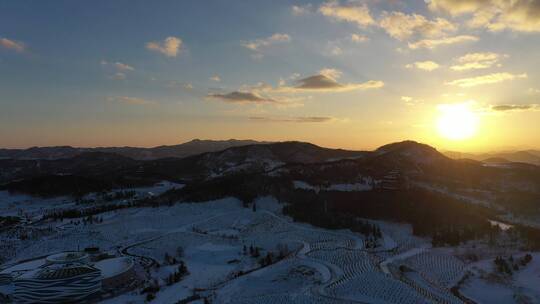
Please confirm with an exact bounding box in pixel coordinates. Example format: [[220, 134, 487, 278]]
[[445, 150, 540, 166], [2, 140, 539, 203], [0, 139, 267, 160]]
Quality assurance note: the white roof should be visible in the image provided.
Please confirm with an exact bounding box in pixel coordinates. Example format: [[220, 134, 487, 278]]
[[94, 257, 133, 278]]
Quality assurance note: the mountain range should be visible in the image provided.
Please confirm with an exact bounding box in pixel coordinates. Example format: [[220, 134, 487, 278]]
[[444, 150, 540, 166], [0, 139, 266, 160], [3, 139, 539, 167], [1, 140, 539, 209]]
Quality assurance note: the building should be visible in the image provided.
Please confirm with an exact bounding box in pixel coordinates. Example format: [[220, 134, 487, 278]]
[[46, 251, 90, 265], [1, 251, 137, 302], [95, 257, 136, 290], [13, 263, 101, 303], [380, 170, 408, 190]]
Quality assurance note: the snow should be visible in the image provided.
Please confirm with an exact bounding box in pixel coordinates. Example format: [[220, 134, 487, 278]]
[[461, 278, 516, 304], [460, 253, 540, 304], [0, 258, 47, 274], [380, 246, 429, 275], [293, 180, 318, 191], [488, 219, 514, 231], [0, 191, 75, 219], [293, 180, 373, 192], [94, 257, 132, 278], [4, 186, 537, 304], [515, 253, 540, 297], [327, 183, 372, 192]]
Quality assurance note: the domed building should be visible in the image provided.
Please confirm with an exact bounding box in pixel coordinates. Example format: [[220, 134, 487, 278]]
[[45, 251, 90, 265], [2, 251, 137, 302], [12, 263, 101, 303], [95, 257, 136, 290]]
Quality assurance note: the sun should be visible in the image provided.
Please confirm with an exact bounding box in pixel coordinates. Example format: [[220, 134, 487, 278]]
[[436, 103, 479, 140]]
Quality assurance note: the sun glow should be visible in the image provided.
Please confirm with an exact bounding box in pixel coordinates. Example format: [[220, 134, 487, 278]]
[[436, 103, 479, 140]]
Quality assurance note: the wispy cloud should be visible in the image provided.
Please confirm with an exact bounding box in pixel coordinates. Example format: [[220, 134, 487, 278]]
[[207, 91, 277, 104], [405, 61, 440, 71], [249, 116, 335, 123], [401, 96, 422, 106], [276, 69, 384, 93], [408, 35, 478, 49], [450, 52, 507, 71], [167, 81, 193, 90], [319, 1, 375, 27], [326, 42, 343, 56], [210, 75, 221, 82], [0, 37, 25, 52], [241, 69, 383, 94], [109, 72, 126, 80], [108, 96, 157, 106], [241, 33, 291, 51], [101, 60, 135, 80], [429, 0, 540, 33], [528, 88, 540, 95], [446, 72, 527, 87], [146, 36, 182, 57], [101, 60, 135, 71], [350, 33, 369, 43], [291, 4, 313, 16], [379, 11, 457, 41], [491, 104, 539, 112]]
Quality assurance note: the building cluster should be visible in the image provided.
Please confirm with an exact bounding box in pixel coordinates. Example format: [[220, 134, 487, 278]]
[[379, 170, 409, 190], [0, 250, 136, 303]]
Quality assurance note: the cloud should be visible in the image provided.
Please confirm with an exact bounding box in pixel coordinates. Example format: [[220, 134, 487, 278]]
[[109, 96, 156, 105], [528, 88, 540, 95], [109, 72, 126, 80], [210, 75, 221, 82], [288, 69, 384, 92], [241, 33, 291, 52], [167, 81, 193, 90], [428, 0, 489, 15], [319, 1, 375, 27], [408, 35, 478, 49], [401, 96, 422, 106], [319, 68, 342, 80], [207, 91, 277, 104], [450, 52, 507, 71], [292, 4, 313, 16], [350, 33, 369, 42], [249, 116, 335, 123], [101, 60, 135, 71], [146, 36, 182, 57], [378, 11, 457, 41], [326, 43, 343, 56], [0, 37, 25, 52], [491, 104, 538, 111], [220, 69, 383, 106], [405, 60, 440, 71], [401, 96, 413, 102], [113, 62, 134, 71], [446, 72, 527, 87], [101, 60, 135, 80], [489, 102, 539, 113], [429, 0, 540, 32]]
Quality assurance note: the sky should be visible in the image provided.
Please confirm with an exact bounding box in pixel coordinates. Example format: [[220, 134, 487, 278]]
[[1, 0, 540, 152]]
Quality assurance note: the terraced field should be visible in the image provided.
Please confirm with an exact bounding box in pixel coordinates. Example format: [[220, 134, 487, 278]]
[[401, 251, 465, 288]]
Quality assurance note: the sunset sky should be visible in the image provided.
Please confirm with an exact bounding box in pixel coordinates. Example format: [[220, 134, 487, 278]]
[[1, 0, 539, 152]]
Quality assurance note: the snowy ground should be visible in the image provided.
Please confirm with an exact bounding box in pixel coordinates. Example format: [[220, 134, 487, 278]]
[[1, 188, 539, 304], [461, 253, 540, 304]]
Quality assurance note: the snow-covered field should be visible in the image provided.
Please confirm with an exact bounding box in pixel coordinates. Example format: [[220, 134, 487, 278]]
[[461, 253, 540, 304], [1, 187, 539, 304]]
